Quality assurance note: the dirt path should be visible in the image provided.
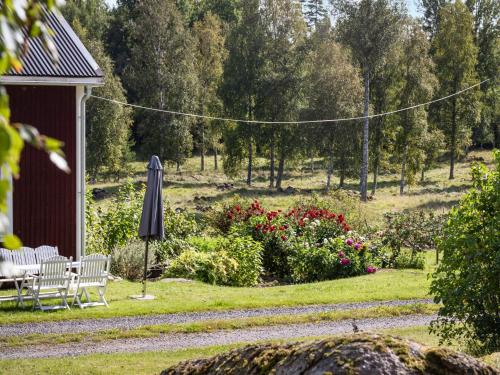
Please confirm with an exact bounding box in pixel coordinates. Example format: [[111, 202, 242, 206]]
[[0, 298, 433, 337], [0, 314, 435, 360]]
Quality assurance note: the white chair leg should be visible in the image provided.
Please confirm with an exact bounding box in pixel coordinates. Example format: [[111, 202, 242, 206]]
[[98, 287, 109, 307]]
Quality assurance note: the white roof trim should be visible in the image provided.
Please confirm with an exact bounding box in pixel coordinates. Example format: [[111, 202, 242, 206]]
[[0, 76, 104, 86]]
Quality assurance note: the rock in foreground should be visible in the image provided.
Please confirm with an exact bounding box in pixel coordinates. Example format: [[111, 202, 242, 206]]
[[162, 334, 499, 375]]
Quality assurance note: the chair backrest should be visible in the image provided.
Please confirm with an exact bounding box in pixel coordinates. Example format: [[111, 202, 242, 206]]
[[38, 256, 72, 289], [35, 246, 59, 264], [10, 249, 26, 266], [20, 247, 39, 274], [79, 254, 110, 284], [0, 248, 13, 278], [0, 248, 12, 263]]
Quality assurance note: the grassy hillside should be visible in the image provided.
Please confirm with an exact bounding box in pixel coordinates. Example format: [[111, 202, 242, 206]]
[[92, 149, 494, 226]]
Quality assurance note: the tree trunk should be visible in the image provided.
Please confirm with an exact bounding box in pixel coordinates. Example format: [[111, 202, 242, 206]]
[[492, 120, 499, 149], [326, 146, 334, 192], [372, 163, 378, 196], [360, 68, 370, 201], [400, 146, 407, 196], [276, 152, 285, 190], [449, 97, 457, 180], [247, 139, 253, 186], [214, 147, 218, 171], [371, 118, 383, 196], [421, 168, 425, 182], [310, 153, 314, 173], [200, 123, 205, 172], [176, 161, 181, 173], [269, 133, 275, 188]]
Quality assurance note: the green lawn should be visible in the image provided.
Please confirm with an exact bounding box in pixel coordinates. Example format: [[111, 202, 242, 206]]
[[0, 326, 460, 375], [0, 263, 433, 324]]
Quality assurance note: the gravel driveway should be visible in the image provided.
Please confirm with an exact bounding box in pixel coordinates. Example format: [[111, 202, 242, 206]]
[[0, 314, 435, 360], [0, 298, 433, 337]]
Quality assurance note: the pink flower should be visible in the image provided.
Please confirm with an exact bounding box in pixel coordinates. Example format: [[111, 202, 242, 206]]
[[338, 251, 345, 258], [354, 242, 362, 250], [345, 238, 354, 246], [340, 258, 351, 266], [366, 265, 377, 274]]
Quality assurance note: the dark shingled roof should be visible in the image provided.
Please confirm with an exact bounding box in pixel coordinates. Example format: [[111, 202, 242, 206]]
[[5, 9, 103, 80]]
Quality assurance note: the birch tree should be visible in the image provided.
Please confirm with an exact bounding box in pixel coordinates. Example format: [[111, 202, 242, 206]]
[[332, 0, 404, 201]]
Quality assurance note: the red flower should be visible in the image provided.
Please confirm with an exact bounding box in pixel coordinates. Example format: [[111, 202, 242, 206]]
[[281, 235, 287, 241]]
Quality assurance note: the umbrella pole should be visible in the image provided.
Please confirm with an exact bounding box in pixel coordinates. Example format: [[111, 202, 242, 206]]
[[142, 235, 150, 298]]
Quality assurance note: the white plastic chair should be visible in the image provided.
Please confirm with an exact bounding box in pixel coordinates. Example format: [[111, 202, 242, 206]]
[[27, 256, 73, 311], [72, 254, 111, 309]]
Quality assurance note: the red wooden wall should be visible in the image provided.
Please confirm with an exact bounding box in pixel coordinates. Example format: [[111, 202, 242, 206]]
[[7, 85, 77, 258]]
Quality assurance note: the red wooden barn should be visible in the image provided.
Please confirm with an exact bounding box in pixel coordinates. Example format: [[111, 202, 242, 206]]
[[0, 11, 104, 259]]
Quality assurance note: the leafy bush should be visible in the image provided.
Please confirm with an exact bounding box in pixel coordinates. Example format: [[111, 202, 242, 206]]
[[381, 210, 446, 263], [430, 152, 500, 355], [165, 235, 263, 287], [289, 235, 374, 283], [110, 240, 153, 281], [393, 250, 425, 270], [293, 191, 368, 233], [165, 249, 238, 285], [152, 207, 200, 264], [164, 204, 200, 240], [86, 180, 144, 255], [152, 238, 194, 265]]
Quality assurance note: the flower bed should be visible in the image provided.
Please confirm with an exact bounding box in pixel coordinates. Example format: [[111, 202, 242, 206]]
[[224, 199, 377, 282]]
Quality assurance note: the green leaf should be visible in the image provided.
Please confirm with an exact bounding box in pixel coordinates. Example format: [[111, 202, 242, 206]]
[[44, 136, 64, 152], [3, 234, 21, 250]]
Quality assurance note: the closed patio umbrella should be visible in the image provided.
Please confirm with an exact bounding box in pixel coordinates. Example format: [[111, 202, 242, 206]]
[[135, 155, 164, 300]]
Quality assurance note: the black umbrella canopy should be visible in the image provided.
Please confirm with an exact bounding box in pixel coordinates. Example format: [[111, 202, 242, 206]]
[[139, 156, 165, 241]]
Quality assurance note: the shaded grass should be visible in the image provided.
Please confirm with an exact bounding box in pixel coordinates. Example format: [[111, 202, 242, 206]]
[[0, 303, 438, 349], [0, 265, 433, 325]]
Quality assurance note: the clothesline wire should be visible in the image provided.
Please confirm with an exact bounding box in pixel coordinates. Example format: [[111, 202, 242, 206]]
[[90, 78, 491, 125]]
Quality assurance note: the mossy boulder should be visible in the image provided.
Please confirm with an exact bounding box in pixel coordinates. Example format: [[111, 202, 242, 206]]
[[162, 334, 499, 375]]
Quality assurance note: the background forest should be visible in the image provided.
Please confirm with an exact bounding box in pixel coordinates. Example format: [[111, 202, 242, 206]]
[[62, 0, 498, 199]]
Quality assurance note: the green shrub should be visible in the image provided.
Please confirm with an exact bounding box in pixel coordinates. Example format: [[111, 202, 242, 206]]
[[289, 235, 375, 283], [152, 238, 194, 265], [165, 249, 238, 285], [165, 235, 263, 287], [368, 241, 392, 269], [393, 250, 425, 270], [430, 151, 500, 355], [293, 191, 368, 233], [164, 204, 200, 239], [381, 210, 446, 263], [222, 236, 263, 287], [152, 208, 200, 264], [86, 180, 144, 255], [110, 240, 153, 281]]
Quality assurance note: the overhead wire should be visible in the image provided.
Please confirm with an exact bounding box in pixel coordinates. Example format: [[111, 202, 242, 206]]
[[90, 78, 491, 125]]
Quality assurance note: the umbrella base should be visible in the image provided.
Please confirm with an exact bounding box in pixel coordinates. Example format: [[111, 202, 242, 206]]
[[130, 294, 155, 300]]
